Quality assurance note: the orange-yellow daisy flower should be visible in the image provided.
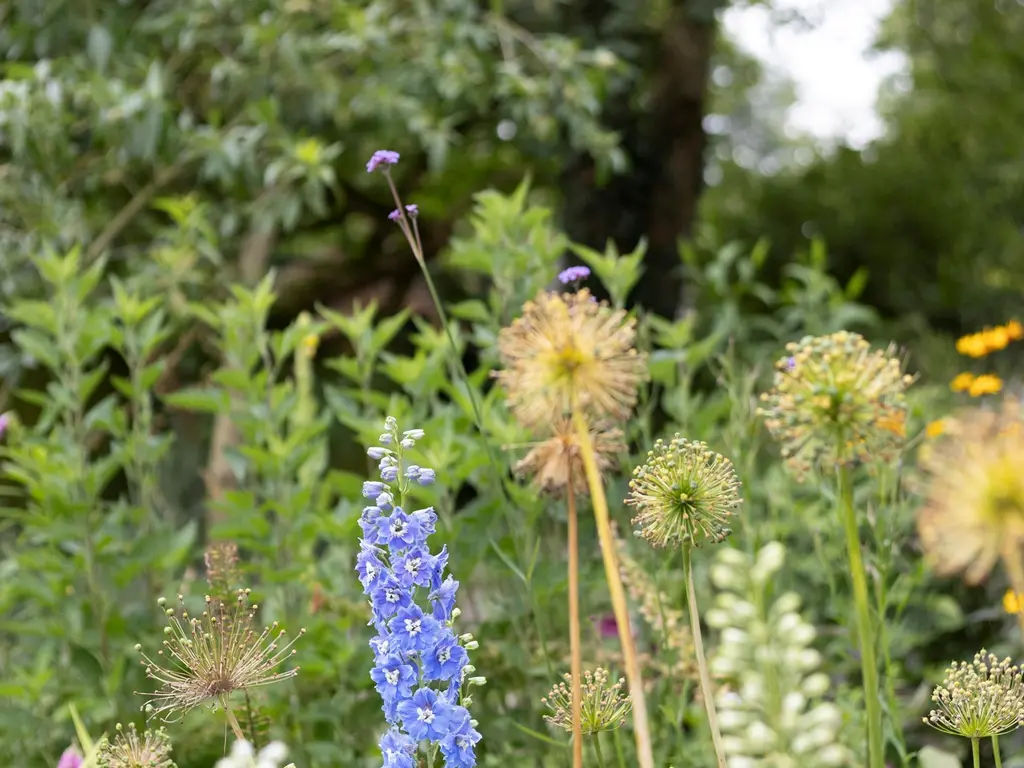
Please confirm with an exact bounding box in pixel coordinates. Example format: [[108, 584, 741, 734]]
[[950, 372, 976, 393], [969, 374, 1003, 398]]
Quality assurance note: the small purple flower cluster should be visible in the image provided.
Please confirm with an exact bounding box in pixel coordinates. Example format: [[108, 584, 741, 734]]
[[357, 417, 482, 768], [557, 265, 591, 285]]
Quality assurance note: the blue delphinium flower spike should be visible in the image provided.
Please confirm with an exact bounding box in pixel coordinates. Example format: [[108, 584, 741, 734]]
[[357, 418, 482, 767]]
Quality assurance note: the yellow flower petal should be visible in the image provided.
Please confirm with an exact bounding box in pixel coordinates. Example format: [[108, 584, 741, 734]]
[[969, 374, 1003, 397], [950, 372, 976, 393], [926, 420, 946, 438], [1005, 589, 1023, 615]]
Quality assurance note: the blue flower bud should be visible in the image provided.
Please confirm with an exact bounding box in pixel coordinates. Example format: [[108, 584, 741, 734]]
[[417, 469, 436, 486], [403, 429, 425, 440]]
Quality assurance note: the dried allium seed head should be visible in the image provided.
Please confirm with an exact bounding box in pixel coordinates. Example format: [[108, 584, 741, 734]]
[[916, 397, 1024, 584], [626, 435, 742, 548], [542, 667, 632, 735], [495, 289, 648, 429], [923, 650, 1024, 739], [758, 331, 913, 480], [513, 418, 624, 497], [136, 589, 305, 721], [97, 722, 174, 768]]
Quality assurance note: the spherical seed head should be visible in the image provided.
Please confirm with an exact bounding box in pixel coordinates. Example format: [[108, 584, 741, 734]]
[[96, 722, 174, 768], [136, 587, 303, 721], [626, 435, 742, 548], [758, 332, 913, 480], [514, 418, 624, 497], [916, 397, 1024, 584], [543, 667, 633, 735], [495, 289, 648, 429], [924, 650, 1024, 738]]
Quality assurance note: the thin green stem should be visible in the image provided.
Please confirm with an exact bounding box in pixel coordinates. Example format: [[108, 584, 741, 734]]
[[221, 696, 246, 742], [837, 464, 884, 768], [682, 546, 727, 768], [612, 726, 627, 768], [971, 738, 980, 768], [993, 735, 1003, 768], [594, 733, 608, 768]]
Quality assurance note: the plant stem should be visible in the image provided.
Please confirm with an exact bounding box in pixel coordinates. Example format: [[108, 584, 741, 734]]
[[572, 408, 654, 768], [567, 476, 584, 768], [993, 735, 1003, 768], [971, 738, 980, 768], [221, 696, 246, 742], [682, 545, 727, 768], [594, 733, 608, 768], [837, 464, 884, 768]]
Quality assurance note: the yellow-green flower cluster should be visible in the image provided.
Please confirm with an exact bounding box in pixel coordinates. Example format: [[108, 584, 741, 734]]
[[759, 331, 912, 479], [626, 435, 742, 548], [924, 650, 1024, 739], [97, 723, 175, 768], [542, 667, 632, 736]]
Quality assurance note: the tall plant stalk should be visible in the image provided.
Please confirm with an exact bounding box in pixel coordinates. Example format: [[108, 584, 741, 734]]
[[567, 472, 584, 768], [993, 735, 1003, 768], [572, 407, 654, 768], [682, 545, 727, 767], [837, 464, 884, 768]]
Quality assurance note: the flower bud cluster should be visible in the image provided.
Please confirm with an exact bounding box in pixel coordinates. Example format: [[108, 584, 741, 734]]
[[706, 544, 853, 767], [357, 417, 481, 768], [758, 331, 912, 480], [542, 667, 632, 735], [924, 650, 1024, 739]]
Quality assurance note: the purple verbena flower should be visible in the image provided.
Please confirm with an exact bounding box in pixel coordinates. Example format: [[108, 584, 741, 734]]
[[367, 150, 400, 173], [557, 265, 591, 284]]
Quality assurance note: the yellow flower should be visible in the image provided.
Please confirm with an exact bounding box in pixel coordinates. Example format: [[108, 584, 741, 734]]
[[301, 333, 320, 357], [969, 374, 1003, 398], [876, 413, 907, 438], [513, 418, 624, 497], [1004, 589, 1024, 615], [495, 289, 648, 429], [950, 372, 976, 392], [926, 420, 947, 438], [957, 333, 991, 358], [916, 397, 1024, 584], [1006, 320, 1023, 341], [985, 326, 1012, 352]]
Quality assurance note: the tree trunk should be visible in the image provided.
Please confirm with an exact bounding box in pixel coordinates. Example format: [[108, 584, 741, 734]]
[[561, 3, 716, 320]]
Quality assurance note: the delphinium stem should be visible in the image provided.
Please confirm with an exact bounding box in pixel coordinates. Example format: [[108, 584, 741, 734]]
[[837, 463, 884, 768], [682, 545, 727, 768], [572, 406, 654, 768], [567, 472, 584, 768]]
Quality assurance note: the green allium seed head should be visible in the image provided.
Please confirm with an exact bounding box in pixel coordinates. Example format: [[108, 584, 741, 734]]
[[924, 650, 1024, 739], [542, 667, 632, 735], [97, 722, 175, 768], [758, 331, 913, 480], [626, 435, 742, 548]]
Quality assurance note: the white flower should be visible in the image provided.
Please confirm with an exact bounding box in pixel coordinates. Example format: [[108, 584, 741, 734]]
[[215, 741, 294, 768]]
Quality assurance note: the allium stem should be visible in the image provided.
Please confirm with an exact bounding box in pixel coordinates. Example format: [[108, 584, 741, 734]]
[[572, 408, 654, 768], [971, 737, 980, 768], [838, 464, 884, 768], [682, 545, 727, 768], [993, 735, 1003, 768], [567, 477, 584, 768], [221, 696, 246, 742], [593, 732, 607, 768]]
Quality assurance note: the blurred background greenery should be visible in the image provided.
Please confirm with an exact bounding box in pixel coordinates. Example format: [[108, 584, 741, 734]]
[[1, 0, 1022, 766]]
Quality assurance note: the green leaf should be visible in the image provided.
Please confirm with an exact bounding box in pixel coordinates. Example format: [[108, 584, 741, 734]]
[[162, 387, 230, 413]]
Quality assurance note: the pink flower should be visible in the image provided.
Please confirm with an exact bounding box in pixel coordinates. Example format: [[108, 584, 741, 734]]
[[57, 747, 82, 768]]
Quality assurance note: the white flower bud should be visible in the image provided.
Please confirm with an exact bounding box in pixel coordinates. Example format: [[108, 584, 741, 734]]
[[816, 745, 851, 766], [801, 672, 831, 698], [705, 608, 732, 628], [464, 640, 479, 650], [716, 708, 750, 730], [710, 563, 745, 591], [468, 676, 486, 686], [743, 721, 776, 751], [720, 627, 748, 648]]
